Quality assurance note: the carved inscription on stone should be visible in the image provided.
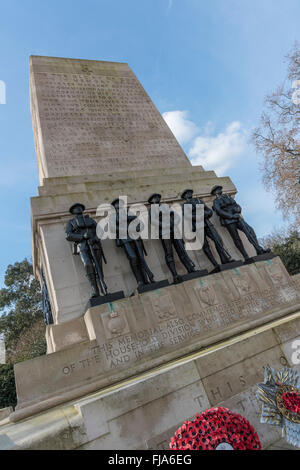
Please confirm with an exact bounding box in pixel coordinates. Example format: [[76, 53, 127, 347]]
[[60, 272, 299, 377], [30, 57, 190, 180]]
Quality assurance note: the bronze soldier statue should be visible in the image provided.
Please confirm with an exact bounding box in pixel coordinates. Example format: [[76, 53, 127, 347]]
[[66, 203, 108, 298], [148, 193, 196, 283], [111, 198, 155, 289], [211, 185, 270, 260], [181, 189, 234, 269]]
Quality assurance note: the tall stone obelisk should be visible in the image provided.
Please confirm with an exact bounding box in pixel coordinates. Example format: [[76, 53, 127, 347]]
[[29, 56, 239, 331]]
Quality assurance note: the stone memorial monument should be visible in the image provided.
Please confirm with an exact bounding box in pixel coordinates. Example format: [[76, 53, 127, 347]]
[[0, 56, 299, 450]]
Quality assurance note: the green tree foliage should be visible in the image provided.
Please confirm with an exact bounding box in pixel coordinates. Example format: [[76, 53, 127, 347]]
[[262, 230, 300, 276], [0, 259, 45, 357], [0, 259, 46, 409], [0, 364, 17, 409], [272, 231, 300, 276], [9, 319, 46, 363]]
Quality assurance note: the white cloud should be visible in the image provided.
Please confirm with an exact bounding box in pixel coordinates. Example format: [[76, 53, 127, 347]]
[[162, 110, 199, 145], [236, 185, 290, 238], [162, 110, 247, 176], [188, 121, 247, 175], [163, 109, 285, 237]]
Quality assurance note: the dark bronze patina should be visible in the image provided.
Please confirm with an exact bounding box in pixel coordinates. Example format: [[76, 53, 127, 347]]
[[211, 186, 270, 260], [111, 198, 155, 289], [181, 189, 234, 268], [66, 203, 108, 298], [148, 193, 196, 283]]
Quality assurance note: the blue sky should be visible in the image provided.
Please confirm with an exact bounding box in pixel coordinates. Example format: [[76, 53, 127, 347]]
[[0, 0, 299, 285]]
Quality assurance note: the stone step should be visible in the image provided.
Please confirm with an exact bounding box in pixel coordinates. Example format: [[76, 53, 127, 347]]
[[38, 168, 217, 197], [31, 175, 236, 217], [41, 165, 205, 188]]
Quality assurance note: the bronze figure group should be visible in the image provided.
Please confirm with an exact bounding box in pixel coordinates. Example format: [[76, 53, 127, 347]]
[[65, 186, 270, 299]]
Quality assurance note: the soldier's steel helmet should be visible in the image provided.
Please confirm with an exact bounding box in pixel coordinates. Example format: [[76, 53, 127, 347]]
[[69, 203, 85, 214], [148, 193, 161, 204], [211, 185, 223, 195], [181, 189, 193, 199]]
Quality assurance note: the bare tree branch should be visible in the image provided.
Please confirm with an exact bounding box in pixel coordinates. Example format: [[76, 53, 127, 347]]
[[252, 43, 300, 225]]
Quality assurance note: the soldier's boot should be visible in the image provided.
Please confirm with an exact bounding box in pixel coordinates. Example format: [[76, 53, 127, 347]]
[[250, 238, 270, 255], [141, 269, 150, 285], [138, 261, 153, 284], [244, 226, 268, 255], [130, 261, 146, 288], [87, 273, 100, 297], [216, 246, 233, 264], [254, 244, 266, 255], [181, 256, 196, 273], [203, 241, 219, 268], [144, 264, 155, 283], [167, 260, 182, 284]]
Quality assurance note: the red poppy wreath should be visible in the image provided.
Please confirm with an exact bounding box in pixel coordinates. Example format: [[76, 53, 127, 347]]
[[169, 407, 261, 450]]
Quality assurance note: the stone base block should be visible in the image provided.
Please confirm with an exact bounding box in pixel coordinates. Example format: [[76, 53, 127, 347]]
[[180, 270, 209, 281], [85, 291, 125, 310], [9, 257, 300, 423], [2, 313, 300, 449], [46, 316, 89, 354], [210, 260, 244, 273], [137, 279, 169, 294], [244, 252, 276, 264], [0, 408, 12, 423]]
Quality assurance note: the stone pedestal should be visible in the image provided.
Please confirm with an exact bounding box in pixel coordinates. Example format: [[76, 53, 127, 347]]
[[8, 257, 300, 423], [28, 56, 258, 339], [32, 164, 246, 329], [1, 305, 299, 449]]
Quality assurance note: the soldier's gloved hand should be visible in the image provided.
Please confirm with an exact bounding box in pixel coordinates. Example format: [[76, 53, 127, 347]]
[[232, 214, 240, 220]]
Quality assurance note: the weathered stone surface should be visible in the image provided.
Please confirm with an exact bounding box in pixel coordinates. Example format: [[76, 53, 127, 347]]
[[216, 386, 282, 448], [46, 316, 89, 353], [280, 338, 300, 373], [266, 438, 299, 450], [274, 316, 300, 373], [30, 56, 191, 183], [201, 345, 285, 405], [274, 316, 300, 343], [2, 315, 299, 450], [195, 329, 279, 378], [10, 258, 300, 422], [0, 408, 12, 423], [76, 361, 203, 444], [0, 406, 85, 450], [32, 166, 241, 324]]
